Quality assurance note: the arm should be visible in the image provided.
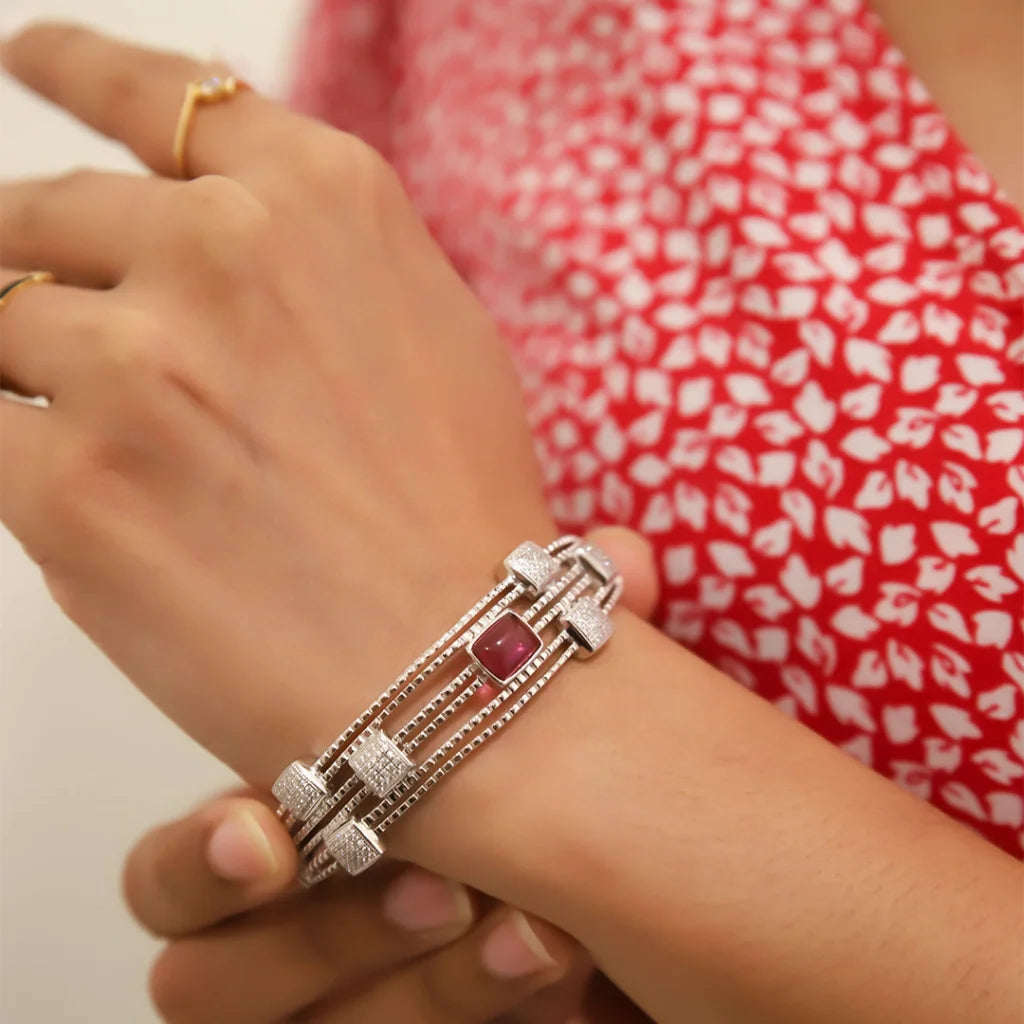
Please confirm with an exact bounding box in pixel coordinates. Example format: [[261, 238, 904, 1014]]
[[2, 24, 1018, 1024], [287, 594, 1022, 1024]]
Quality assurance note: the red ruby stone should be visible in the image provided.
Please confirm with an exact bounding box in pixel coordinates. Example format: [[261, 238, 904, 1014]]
[[470, 612, 542, 683]]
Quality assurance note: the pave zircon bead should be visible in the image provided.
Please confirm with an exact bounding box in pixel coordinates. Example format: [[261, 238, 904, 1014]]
[[347, 727, 415, 797], [563, 595, 614, 656], [575, 541, 617, 583], [272, 760, 328, 820], [503, 541, 561, 593], [323, 816, 384, 876], [469, 611, 543, 683]]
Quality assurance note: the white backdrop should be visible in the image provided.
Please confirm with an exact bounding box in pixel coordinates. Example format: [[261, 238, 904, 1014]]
[[1, 3, 306, 1020]]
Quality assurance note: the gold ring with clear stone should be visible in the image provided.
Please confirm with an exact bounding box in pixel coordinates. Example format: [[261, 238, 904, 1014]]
[[0, 271, 55, 313], [172, 73, 247, 179]]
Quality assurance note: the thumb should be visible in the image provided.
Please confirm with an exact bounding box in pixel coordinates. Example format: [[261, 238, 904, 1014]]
[[583, 526, 660, 621]]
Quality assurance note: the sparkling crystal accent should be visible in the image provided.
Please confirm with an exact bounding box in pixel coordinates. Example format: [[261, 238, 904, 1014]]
[[323, 816, 384, 875], [197, 75, 238, 99], [563, 595, 614, 655], [503, 541, 561, 592], [575, 541, 617, 583], [347, 727, 415, 797], [271, 761, 328, 820], [469, 611, 543, 683]]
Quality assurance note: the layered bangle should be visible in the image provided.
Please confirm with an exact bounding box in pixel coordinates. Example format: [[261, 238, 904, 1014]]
[[271, 534, 623, 885]]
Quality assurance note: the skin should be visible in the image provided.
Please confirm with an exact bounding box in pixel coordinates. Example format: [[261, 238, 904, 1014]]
[[122, 529, 661, 1024], [869, 0, 1022, 208], [0, 12, 1021, 1024]]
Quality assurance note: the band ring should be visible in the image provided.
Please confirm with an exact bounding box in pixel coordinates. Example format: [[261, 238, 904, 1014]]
[[0, 271, 55, 312], [172, 73, 247, 179]]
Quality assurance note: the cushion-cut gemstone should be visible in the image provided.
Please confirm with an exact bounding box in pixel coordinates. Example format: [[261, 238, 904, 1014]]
[[469, 612, 542, 683]]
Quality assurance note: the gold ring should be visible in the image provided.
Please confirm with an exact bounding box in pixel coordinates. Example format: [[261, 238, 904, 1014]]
[[172, 73, 247, 179], [0, 271, 55, 312]]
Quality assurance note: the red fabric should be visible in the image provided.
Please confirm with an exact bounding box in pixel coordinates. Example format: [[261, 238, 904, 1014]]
[[290, 0, 1024, 857]]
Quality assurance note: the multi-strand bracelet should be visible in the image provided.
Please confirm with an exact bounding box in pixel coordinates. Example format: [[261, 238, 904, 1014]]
[[271, 534, 622, 886]]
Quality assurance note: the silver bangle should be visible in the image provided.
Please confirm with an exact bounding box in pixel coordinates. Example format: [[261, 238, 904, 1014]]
[[271, 534, 623, 884]]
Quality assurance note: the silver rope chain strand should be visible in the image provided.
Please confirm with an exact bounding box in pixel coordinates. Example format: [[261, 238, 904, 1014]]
[[270, 534, 623, 883]]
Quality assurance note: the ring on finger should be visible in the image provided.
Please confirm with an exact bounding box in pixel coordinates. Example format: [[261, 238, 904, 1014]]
[[0, 271, 55, 312], [172, 72, 248, 179]]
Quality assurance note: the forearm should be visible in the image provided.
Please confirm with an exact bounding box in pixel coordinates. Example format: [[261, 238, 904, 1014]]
[[376, 610, 1022, 1023]]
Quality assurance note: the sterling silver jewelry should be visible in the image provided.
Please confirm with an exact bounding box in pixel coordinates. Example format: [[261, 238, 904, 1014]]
[[271, 534, 622, 884]]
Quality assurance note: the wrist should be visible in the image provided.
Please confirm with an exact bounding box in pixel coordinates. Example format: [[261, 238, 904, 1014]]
[[277, 524, 649, 917], [382, 605, 656, 917]]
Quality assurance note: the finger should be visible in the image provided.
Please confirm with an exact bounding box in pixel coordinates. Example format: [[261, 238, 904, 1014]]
[[2, 23, 329, 182], [497, 948, 595, 1024], [148, 864, 476, 1024], [122, 796, 298, 938], [586, 526, 660, 620], [301, 906, 579, 1024], [0, 269, 111, 398], [0, 396, 63, 547], [0, 171, 166, 286]]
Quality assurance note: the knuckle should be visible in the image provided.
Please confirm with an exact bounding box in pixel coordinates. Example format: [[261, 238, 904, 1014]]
[[44, 432, 130, 531], [298, 130, 396, 202], [62, 433, 120, 487], [96, 65, 146, 131], [96, 308, 170, 380], [168, 176, 271, 258]]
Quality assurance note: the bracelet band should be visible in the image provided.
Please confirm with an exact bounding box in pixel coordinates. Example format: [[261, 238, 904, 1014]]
[[271, 534, 622, 884]]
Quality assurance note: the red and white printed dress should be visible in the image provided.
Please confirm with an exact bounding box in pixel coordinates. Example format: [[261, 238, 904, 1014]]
[[291, 0, 1024, 857]]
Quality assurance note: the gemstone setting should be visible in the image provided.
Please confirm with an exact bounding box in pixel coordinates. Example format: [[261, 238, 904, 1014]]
[[271, 760, 328, 820], [197, 75, 237, 100], [322, 816, 384, 876], [575, 541, 617, 583], [346, 727, 415, 797], [562, 595, 614, 656], [469, 611, 543, 684], [503, 541, 561, 593]]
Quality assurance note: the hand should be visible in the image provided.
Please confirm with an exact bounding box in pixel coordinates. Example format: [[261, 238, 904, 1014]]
[[123, 789, 654, 1023], [0, 23, 659, 782]]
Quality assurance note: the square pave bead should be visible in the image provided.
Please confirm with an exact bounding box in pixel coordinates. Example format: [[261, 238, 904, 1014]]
[[272, 760, 328, 820], [503, 541, 561, 593], [323, 816, 384, 876], [563, 595, 614, 656], [469, 611, 543, 684], [575, 541, 616, 583], [347, 727, 415, 797]]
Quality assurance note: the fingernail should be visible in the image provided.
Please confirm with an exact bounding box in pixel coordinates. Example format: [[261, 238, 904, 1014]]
[[382, 867, 474, 932], [206, 808, 279, 883], [480, 910, 558, 979]]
